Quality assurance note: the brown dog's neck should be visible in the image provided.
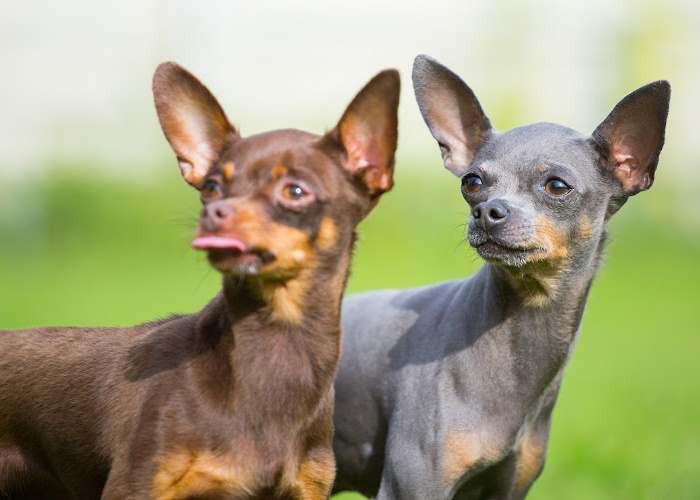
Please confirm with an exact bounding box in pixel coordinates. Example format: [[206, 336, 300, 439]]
[[189, 249, 351, 426], [221, 250, 351, 331]]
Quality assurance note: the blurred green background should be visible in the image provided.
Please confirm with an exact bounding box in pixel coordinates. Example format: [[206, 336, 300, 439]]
[[1, 169, 698, 499], [1, 1, 699, 499]]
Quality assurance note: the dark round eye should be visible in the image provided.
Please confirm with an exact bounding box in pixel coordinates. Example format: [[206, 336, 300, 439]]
[[201, 179, 222, 198], [545, 177, 573, 196], [462, 174, 483, 194], [282, 183, 308, 201]]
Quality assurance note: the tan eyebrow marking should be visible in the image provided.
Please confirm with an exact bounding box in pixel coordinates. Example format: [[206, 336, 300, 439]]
[[271, 164, 288, 179], [222, 161, 235, 182]]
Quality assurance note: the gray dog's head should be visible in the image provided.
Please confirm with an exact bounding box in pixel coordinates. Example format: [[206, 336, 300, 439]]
[[412, 55, 670, 276]]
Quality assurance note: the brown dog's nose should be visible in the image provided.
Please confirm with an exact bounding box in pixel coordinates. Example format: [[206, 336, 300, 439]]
[[472, 199, 509, 231], [201, 200, 235, 232]]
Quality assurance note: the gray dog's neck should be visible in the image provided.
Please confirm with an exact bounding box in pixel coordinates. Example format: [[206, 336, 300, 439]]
[[474, 228, 607, 372]]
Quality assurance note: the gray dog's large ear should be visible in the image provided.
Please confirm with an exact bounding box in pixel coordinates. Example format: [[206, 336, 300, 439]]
[[153, 62, 238, 189], [592, 81, 670, 195], [412, 55, 492, 177]]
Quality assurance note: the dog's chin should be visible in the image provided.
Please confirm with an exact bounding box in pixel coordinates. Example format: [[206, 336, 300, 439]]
[[470, 238, 545, 268], [205, 245, 281, 277], [207, 249, 267, 276]]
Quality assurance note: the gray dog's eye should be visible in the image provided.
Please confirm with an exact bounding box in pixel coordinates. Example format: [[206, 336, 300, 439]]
[[462, 174, 483, 194], [545, 177, 573, 196]]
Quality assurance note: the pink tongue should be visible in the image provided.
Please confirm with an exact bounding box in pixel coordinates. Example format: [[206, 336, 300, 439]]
[[192, 236, 246, 251]]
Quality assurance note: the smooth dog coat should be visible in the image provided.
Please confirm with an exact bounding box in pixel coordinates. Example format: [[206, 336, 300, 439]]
[[0, 64, 400, 499], [332, 55, 670, 499]]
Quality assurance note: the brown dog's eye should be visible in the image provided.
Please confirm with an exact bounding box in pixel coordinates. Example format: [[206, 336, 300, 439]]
[[201, 179, 222, 199], [282, 183, 308, 201], [277, 180, 315, 210], [462, 174, 483, 194], [545, 178, 573, 196]]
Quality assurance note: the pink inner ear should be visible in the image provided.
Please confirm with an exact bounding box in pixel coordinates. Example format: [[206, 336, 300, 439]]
[[611, 149, 637, 177], [345, 133, 378, 172], [342, 128, 393, 193], [611, 135, 652, 192]]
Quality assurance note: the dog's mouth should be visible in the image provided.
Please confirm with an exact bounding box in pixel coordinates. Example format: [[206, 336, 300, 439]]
[[476, 241, 538, 256], [192, 236, 275, 275], [469, 235, 544, 267]]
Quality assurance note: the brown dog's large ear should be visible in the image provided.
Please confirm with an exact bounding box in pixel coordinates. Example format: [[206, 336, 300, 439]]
[[412, 55, 492, 177], [592, 81, 670, 195], [331, 69, 400, 197], [153, 62, 238, 188]]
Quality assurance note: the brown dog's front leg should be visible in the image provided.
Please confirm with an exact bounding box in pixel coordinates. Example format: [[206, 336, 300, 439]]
[[100, 460, 138, 500], [293, 447, 336, 500]]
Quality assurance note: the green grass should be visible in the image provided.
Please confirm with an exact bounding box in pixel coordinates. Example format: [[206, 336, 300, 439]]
[[1, 167, 699, 499]]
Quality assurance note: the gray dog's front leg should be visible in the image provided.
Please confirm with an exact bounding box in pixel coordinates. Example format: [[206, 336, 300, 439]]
[[374, 434, 453, 500]]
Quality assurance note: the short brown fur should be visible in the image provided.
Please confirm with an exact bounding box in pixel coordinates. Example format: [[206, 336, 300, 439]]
[[0, 62, 400, 499]]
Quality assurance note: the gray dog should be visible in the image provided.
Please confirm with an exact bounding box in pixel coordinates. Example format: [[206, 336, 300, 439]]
[[332, 55, 670, 499]]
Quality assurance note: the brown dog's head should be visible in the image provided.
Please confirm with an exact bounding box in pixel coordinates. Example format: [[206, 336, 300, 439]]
[[153, 63, 399, 290]]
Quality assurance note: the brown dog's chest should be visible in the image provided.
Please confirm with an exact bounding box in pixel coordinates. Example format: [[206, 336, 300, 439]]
[[143, 326, 337, 500], [151, 436, 332, 500], [153, 446, 285, 499]]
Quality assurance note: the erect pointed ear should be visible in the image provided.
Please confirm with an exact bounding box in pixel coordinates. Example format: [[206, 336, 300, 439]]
[[152, 62, 238, 188], [592, 81, 670, 195], [331, 69, 400, 197], [412, 55, 492, 177]]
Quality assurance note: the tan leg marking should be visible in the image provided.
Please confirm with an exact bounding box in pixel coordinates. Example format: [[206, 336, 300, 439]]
[[153, 449, 248, 500], [293, 448, 336, 500], [442, 431, 499, 484], [514, 432, 545, 493]]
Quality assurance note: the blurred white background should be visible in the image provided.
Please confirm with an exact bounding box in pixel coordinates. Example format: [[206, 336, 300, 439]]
[[0, 0, 698, 184]]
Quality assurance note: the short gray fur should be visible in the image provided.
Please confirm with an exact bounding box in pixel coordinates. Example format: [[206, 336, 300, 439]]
[[332, 55, 670, 499]]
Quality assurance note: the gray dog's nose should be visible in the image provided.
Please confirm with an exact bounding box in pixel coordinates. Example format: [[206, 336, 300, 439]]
[[472, 199, 509, 231]]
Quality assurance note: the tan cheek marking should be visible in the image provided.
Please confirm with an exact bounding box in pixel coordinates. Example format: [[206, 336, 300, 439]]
[[222, 161, 235, 182], [153, 450, 247, 500], [577, 214, 593, 240], [262, 223, 312, 271], [442, 431, 498, 483], [535, 216, 569, 260], [499, 218, 573, 308], [256, 222, 314, 325], [291, 249, 307, 264], [272, 164, 288, 179], [316, 217, 338, 251], [514, 432, 546, 492], [232, 208, 340, 325]]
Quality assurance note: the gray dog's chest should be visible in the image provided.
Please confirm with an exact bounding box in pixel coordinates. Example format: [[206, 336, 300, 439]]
[[333, 271, 580, 495]]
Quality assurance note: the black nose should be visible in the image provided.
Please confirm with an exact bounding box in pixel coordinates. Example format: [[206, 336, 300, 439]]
[[472, 199, 510, 231], [202, 200, 235, 232]]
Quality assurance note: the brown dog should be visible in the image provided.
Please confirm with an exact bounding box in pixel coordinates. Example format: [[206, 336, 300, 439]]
[[0, 62, 400, 499]]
